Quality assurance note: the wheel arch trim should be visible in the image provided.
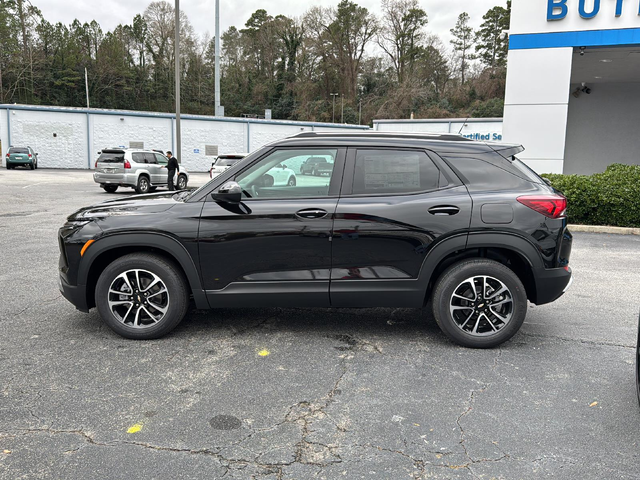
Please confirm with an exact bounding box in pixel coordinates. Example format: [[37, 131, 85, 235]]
[[78, 232, 208, 308]]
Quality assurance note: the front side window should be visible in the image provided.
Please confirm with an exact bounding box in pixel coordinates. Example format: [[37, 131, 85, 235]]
[[155, 154, 168, 165], [236, 149, 338, 199], [352, 149, 440, 195]]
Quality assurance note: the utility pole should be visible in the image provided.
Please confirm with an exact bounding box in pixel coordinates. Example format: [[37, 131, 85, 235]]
[[341, 95, 344, 124], [358, 100, 362, 125], [330, 93, 339, 123], [175, 0, 181, 162], [84, 67, 90, 109], [214, 0, 221, 116]]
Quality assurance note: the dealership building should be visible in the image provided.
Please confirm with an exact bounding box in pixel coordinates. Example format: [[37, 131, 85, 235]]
[[378, 0, 640, 175]]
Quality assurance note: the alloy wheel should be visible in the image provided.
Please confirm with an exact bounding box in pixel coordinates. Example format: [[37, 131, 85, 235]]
[[108, 269, 170, 328], [449, 275, 514, 336]]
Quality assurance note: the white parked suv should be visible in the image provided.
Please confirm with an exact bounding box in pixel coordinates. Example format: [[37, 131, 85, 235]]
[[94, 149, 189, 194], [209, 153, 248, 178]]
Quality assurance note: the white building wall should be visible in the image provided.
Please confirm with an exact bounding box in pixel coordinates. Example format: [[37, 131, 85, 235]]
[[5, 109, 88, 169], [0, 105, 369, 171], [374, 119, 504, 142], [180, 119, 246, 172]]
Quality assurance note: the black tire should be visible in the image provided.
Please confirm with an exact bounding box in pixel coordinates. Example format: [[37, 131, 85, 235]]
[[29, 162, 35, 170], [95, 253, 189, 340], [176, 174, 187, 190], [287, 176, 296, 187], [431, 259, 527, 349], [135, 175, 151, 194], [102, 185, 118, 193], [6, 164, 12, 170], [34, 159, 38, 169]]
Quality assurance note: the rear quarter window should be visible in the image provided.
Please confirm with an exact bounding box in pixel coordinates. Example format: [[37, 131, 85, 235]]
[[444, 157, 528, 191]]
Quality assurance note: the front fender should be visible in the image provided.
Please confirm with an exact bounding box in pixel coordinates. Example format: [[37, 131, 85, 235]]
[[78, 232, 208, 309]]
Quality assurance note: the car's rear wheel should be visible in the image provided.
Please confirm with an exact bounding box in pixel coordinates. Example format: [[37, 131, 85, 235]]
[[29, 162, 35, 170], [287, 176, 296, 187], [177, 174, 187, 190], [432, 259, 527, 349], [95, 254, 189, 340], [6, 164, 12, 170], [135, 176, 150, 194], [102, 185, 118, 193]]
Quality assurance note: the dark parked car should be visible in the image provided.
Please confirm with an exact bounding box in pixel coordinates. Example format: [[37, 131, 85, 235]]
[[59, 132, 573, 348], [300, 156, 333, 176], [5, 146, 38, 169]]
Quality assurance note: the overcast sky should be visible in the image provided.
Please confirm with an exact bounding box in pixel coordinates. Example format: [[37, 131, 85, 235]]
[[33, 0, 503, 46]]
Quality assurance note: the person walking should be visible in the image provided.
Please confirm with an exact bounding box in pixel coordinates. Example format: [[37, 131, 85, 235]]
[[165, 151, 180, 191]]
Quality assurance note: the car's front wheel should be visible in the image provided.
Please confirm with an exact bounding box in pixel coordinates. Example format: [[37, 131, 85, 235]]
[[95, 254, 189, 340], [287, 176, 296, 187], [135, 176, 150, 194], [177, 174, 187, 190], [432, 259, 527, 349]]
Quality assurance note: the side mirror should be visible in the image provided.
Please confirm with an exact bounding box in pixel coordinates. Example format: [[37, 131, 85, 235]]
[[282, 164, 287, 169], [212, 181, 242, 204]]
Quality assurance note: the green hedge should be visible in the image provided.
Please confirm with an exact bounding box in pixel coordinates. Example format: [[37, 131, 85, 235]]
[[543, 164, 640, 228]]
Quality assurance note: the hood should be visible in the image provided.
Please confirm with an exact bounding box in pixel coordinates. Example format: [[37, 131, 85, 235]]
[[67, 191, 187, 222]]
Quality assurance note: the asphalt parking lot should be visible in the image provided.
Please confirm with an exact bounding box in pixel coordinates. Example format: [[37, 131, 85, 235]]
[[1, 168, 639, 479]]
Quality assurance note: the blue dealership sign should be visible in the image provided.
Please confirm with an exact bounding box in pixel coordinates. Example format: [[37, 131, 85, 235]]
[[548, 0, 638, 20]]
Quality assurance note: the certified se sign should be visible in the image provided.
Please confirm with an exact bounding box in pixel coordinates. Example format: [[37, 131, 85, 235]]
[[548, 0, 640, 20]]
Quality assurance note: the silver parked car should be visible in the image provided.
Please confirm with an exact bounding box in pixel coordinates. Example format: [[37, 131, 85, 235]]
[[93, 149, 189, 194]]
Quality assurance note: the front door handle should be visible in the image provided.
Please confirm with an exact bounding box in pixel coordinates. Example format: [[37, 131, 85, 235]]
[[429, 205, 460, 216], [296, 209, 328, 219]]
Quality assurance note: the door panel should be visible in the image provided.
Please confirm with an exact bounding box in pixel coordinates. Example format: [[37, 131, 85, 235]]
[[198, 198, 337, 307], [198, 147, 346, 308], [330, 147, 472, 308]]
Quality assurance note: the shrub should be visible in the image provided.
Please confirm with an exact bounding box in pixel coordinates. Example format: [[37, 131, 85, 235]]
[[542, 164, 640, 228]]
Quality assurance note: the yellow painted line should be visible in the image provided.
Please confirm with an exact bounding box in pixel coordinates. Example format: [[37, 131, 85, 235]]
[[258, 349, 270, 357], [127, 423, 143, 434]]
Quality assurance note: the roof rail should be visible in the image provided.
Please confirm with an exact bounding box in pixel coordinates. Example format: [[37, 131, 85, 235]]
[[290, 131, 473, 142]]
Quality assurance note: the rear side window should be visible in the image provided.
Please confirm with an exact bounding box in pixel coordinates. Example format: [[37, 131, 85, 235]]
[[512, 157, 545, 184], [445, 157, 527, 191], [9, 148, 29, 154], [98, 152, 124, 163], [132, 153, 145, 163], [352, 150, 440, 195]]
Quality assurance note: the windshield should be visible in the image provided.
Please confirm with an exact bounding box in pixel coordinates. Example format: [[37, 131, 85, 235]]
[[98, 152, 125, 163], [9, 148, 28, 154], [215, 158, 242, 167]]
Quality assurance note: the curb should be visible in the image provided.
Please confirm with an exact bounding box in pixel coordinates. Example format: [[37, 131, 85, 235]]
[[569, 224, 640, 236]]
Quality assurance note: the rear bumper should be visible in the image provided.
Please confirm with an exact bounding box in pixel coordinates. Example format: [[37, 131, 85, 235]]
[[59, 274, 89, 313], [7, 158, 32, 164], [93, 172, 136, 186], [533, 266, 573, 305]]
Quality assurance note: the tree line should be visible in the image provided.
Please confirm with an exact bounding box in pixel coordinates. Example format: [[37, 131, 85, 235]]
[[0, 0, 511, 124]]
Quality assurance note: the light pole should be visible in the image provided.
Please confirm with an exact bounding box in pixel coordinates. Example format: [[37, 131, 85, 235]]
[[175, 0, 181, 162], [330, 93, 339, 123], [214, 0, 221, 116]]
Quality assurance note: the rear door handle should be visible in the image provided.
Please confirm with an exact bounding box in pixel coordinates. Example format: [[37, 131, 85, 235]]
[[429, 206, 460, 216], [296, 209, 328, 219]]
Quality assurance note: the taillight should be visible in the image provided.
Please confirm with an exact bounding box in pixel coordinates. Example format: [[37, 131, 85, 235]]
[[28, 154, 32, 158], [517, 195, 567, 219], [94, 159, 98, 168], [124, 160, 131, 169]]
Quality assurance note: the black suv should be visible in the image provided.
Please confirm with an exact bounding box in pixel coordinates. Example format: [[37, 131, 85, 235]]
[[59, 133, 572, 348]]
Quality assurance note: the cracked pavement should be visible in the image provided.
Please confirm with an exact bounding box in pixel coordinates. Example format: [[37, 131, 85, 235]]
[[1, 169, 640, 479]]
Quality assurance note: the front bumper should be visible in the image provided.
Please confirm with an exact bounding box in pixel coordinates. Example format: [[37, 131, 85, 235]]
[[59, 273, 89, 312], [533, 266, 573, 305]]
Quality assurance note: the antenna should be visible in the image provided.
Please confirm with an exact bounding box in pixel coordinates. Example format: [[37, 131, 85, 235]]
[[458, 117, 470, 135]]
